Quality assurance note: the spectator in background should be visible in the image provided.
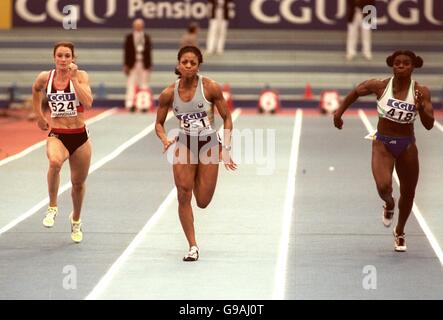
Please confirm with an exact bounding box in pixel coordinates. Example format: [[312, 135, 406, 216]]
[[124, 18, 152, 112], [180, 22, 200, 48], [206, 0, 232, 55], [346, 0, 375, 61]]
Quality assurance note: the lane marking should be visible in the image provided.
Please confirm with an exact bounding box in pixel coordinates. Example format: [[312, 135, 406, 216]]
[[0, 108, 118, 167], [273, 108, 303, 299], [433, 120, 443, 134], [0, 112, 173, 237], [85, 188, 176, 300], [86, 108, 242, 299], [358, 109, 443, 266]]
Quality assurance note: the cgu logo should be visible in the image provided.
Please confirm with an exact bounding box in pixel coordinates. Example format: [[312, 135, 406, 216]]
[[15, 0, 116, 24], [387, 99, 416, 111], [15, 0, 229, 22], [250, 0, 443, 25], [177, 111, 207, 121], [48, 93, 76, 101]]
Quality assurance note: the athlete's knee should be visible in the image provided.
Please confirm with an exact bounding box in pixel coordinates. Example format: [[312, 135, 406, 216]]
[[177, 186, 192, 204], [71, 180, 85, 192], [196, 198, 210, 209], [376, 183, 392, 196], [48, 159, 63, 172]]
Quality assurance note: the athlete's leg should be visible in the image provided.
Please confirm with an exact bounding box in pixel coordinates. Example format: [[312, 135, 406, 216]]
[[68, 140, 92, 222], [393, 143, 419, 235], [46, 137, 69, 207], [173, 144, 198, 248], [194, 144, 219, 208], [371, 140, 395, 211]]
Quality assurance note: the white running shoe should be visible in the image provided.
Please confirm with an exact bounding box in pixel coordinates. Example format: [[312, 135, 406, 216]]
[[382, 206, 394, 227], [43, 206, 58, 228], [183, 246, 199, 262], [393, 229, 407, 252], [382, 199, 395, 227], [70, 214, 83, 243]]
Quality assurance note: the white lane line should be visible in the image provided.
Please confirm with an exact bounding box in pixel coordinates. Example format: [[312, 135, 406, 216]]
[[433, 120, 443, 134], [358, 109, 443, 266], [85, 188, 177, 300], [273, 108, 303, 300], [86, 108, 242, 300], [0, 112, 173, 237], [0, 108, 118, 167]]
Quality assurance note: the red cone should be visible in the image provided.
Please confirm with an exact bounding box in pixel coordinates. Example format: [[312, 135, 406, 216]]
[[304, 82, 313, 100]]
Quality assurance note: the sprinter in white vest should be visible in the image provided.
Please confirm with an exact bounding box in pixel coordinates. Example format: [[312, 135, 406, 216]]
[[334, 50, 434, 252], [155, 46, 237, 262]]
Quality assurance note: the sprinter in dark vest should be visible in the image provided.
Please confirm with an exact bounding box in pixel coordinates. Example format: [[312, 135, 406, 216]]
[[32, 41, 93, 243]]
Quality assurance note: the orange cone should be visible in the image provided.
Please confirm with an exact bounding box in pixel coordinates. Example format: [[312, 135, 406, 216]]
[[304, 82, 313, 100]]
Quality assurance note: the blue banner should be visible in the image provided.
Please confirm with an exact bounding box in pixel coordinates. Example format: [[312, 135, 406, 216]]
[[11, 0, 443, 30]]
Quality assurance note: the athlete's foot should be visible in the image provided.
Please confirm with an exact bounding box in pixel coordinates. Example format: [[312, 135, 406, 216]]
[[382, 198, 395, 227], [393, 227, 407, 252], [183, 246, 199, 262], [70, 214, 83, 243], [43, 206, 58, 228]]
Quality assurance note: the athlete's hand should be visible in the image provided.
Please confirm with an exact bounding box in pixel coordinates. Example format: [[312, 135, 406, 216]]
[[68, 63, 78, 79], [220, 148, 237, 171], [414, 89, 424, 111], [333, 111, 343, 129], [37, 117, 49, 131], [162, 137, 176, 153]]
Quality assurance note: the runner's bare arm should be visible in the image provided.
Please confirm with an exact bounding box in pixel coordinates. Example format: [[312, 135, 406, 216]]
[[32, 71, 50, 130], [415, 84, 434, 130]]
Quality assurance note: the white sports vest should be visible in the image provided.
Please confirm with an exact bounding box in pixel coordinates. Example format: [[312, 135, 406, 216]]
[[377, 77, 417, 124], [173, 75, 215, 135]]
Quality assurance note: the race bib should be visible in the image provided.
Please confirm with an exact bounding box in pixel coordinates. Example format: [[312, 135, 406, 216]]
[[384, 99, 417, 124], [177, 111, 212, 134], [48, 92, 77, 118]]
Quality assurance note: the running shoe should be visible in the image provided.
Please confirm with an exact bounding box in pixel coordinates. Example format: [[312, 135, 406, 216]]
[[382, 204, 394, 228], [393, 229, 407, 252], [43, 206, 58, 228], [70, 214, 83, 243], [183, 246, 199, 262]]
